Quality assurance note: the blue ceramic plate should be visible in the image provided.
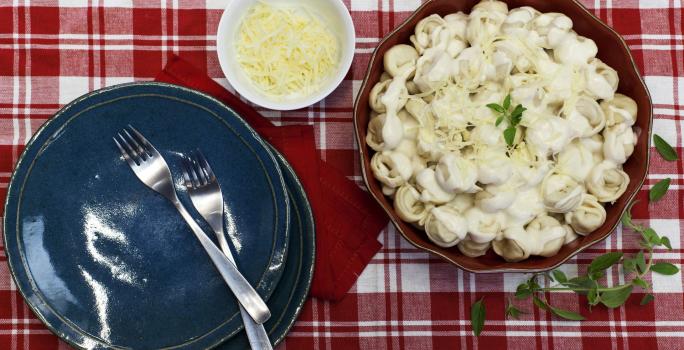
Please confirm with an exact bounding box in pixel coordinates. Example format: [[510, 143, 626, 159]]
[[3, 82, 290, 349], [217, 147, 315, 349]]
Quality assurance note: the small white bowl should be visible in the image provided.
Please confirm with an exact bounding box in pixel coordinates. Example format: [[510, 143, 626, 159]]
[[216, 0, 355, 111]]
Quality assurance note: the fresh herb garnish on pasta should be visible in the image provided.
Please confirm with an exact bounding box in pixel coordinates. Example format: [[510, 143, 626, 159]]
[[487, 94, 527, 146]]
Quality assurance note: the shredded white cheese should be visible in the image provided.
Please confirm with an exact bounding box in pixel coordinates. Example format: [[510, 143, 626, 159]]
[[235, 2, 340, 100]]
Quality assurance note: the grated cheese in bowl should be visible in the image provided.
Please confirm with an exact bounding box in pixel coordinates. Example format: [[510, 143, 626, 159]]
[[235, 2, 340, 100]]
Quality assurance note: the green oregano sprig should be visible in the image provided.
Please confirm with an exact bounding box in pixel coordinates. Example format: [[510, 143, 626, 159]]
[[469, 126, 680, 335], [486, 94, 527, 146], [505, 203, 679, 321], [470, 199, 680, 331]]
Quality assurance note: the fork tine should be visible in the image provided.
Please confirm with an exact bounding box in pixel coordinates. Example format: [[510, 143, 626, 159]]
[[122, 129, 147, 161], [190, 151, 208, 186], [195, 150, 216, 182], [187, 156, 203, 188], [127, 125, 157, 157], [180, 157, 196, 189], [116, 132, 142, 164], [113, 137, 138, 167]]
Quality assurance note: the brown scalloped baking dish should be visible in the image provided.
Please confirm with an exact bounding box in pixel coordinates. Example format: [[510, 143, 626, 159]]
[[352, 0, 653, 273]]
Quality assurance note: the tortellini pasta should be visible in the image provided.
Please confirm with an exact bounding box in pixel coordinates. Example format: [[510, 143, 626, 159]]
[[602, 93, 637, 127], [366, 0, 638, 262], [369, 80, 391, 113], [530, 13, 573, 49], [492, 215, 567, 262], [603, 123, 637, 164], [585, 58, 619, 101], [556, 140, 596, 182], [586, 160, 630, 203], [564, 194, 607, 234], [553, 33, 598, 65], [394, 185, 431, 224], [383, 44, 419, 78], [563, 96, 606, 137], [425, 206, 468, 247], [435, 153, 480, 193], [371, 151, 413, 189], [458, 237, 492, 258]]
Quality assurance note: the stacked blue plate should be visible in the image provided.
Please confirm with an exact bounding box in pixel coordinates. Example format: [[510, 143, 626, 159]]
[[3, 82, 315, 349]]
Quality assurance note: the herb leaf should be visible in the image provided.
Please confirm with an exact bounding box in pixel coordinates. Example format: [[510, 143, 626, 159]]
[[640, 294, 655, 305], [533, 296, 549, 310], [528, 278, 541, 291], [587, 287, 599, 306], [504, 127, 517, 146], [510, 105, 526, 125], [651, 262, 680, 275], [490, 94, 525, 145], [600, 285, 633, 308], [550, 306, 585, 321], [515, 284, 532, 300], [563, 276, 596, 295], [503, 94, 511, 110], [471, 298, 486, 336], [487, 103, 505, 114], [632, 277, 649, 289], [552, 270, 567, 284], [588, 252, 623, 275], [635, 251, 647, 274], [649, 178, 671, 202], [623, 258, 637, 274], [653, 134, 678, 161], [661, 237, 673, 250], [640, 228, 661, 247]]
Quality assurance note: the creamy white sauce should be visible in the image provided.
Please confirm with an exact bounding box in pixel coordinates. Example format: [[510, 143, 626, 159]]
[[416, 168, 455, 204], [381, 68, 413, 149]]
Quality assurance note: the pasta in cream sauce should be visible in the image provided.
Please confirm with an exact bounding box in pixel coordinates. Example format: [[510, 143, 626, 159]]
[[366, 0, 637, 261]]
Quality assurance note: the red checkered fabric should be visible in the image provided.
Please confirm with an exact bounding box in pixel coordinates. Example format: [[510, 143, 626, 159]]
[[1, 1, 683, 349]]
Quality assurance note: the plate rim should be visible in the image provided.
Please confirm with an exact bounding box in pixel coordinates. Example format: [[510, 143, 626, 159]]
[[214, 145, 316, 349], [268, 146, 315, 348]]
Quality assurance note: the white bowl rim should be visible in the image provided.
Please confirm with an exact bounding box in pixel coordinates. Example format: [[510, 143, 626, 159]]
[[215, 0, 356, 111]]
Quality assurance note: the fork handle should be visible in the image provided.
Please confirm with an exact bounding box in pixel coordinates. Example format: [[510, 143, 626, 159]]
[[172, 200, 272, 324], [215, 228, 273, 350], [240, 291, 273, 349]]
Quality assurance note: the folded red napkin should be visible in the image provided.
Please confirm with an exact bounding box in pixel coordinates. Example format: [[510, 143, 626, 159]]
[[155, 55, 388, 301]]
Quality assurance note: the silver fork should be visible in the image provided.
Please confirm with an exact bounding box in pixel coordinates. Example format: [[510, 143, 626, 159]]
[[182, 151, 273, 350], [113, 125, 271, 324]]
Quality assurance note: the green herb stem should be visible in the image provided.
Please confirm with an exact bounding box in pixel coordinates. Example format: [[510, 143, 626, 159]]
[[536, 284, 632, 293]]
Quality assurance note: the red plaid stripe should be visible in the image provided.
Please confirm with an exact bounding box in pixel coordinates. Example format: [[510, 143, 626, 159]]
[[1, 1, 684, 349]]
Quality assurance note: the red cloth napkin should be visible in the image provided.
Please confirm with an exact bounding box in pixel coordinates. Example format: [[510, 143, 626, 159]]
[[155, 55, 388, 301]]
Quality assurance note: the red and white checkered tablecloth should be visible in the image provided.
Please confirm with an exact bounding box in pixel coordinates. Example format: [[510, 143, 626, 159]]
[[1, 0, 683, 349]]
